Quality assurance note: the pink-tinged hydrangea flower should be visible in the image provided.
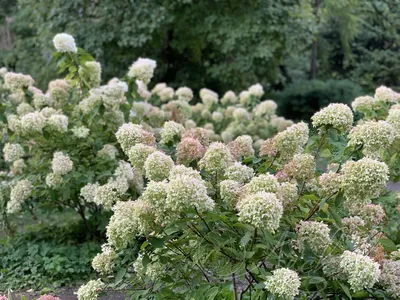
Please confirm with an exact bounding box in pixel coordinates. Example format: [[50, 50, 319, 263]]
[[176, 137, 205, 166], [182, 128, 211, 147], [283, 154, 315, 182], [37, 295, 61, 300], [229, 135, 254, 159]]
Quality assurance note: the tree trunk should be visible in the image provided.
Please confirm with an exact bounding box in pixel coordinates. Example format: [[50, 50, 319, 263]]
[[310, 0, 321, 79]]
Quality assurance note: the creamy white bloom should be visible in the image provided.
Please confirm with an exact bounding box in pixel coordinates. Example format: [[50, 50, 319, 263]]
[[128, 58, 157, 84], [248, 83, 264, 98], [7, 179, 32, 213], [80, 183, 100, 203], [296, 221, 332, 254], [76, 279, 104, 300], [224, 162, 254, 183], [265, 268, 301, 300], [52, 151, 73, 175], [3, 143, 24, 162], [176, 87, 193, 102], [144, 151, 174, 181], [20, 112, 46, 134], [339, 250, 380, 292], [4, 72, 34, 92], [53, 33, 78, 53], [47, 114, 69, 132], [72, 126, 90, 138], [311, 103, 353, 132], [237, 191, 283, 233]]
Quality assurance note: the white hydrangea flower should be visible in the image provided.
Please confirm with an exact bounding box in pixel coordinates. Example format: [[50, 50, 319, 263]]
[[20, 112, 46, 134], [106, 200, 155, 248], [72, 126, 90, 138], [219, 180, 242, 208], [7, 179, 32, 213], [166, 174, 215, 214], [342, 157, 389, 203], [253, 100, 277, 117], [3, 143, 24, 162], [16, 103, 34, 116], [47, 114, 69, 133], [265, 268, 301, 300], [45, 173, 63, 188], [211, 111, 223, 123], [352, 96, 374, 113], [52, 151, 73, 175], [199, 142, 234, 175], [237, 191, 283, 233], [176, 87, 193, 102], [348, 120, 395, 158], [243, 173, 279, 194], [80, 183, 100, 203], [158, 87, 174, 102], [76, 279, 105, 300], [92, 244, 115, 275], [296, 221, 332, 254], [248, 83, 264, 98], [311, 103, 354, 132], [127, 58, 157, 84], [97, 144, 119, 160], [339, 250, 380, 292], [53, 33, 78, 53], [144, 151, 174, 182], [221, 90, 238, 105], [4, 72, 34, 92], [224, 162, 254, 183], [94, 177, 129, 210], [375, 85, 397, 103], [115, 123, 155, 153], [160, 121, 185, 144]]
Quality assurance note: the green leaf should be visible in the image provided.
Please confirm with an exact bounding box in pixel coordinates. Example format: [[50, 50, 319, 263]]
[[241, 231, 252, 248], [328, 207, 342, 226], [339, 282, 352, 299], [205, 287, 219, 300], [309, 276, 326, 285], [149, 237, 164, 248], [320, 148, 331, 158], [352, 291, 369, 298], [379, 238, 398, 252], [115, 267, 126, 284]]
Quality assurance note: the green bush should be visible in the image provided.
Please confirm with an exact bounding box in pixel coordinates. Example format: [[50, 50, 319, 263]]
[[0, 218, 101, 290], [276, 79, 362, 121]]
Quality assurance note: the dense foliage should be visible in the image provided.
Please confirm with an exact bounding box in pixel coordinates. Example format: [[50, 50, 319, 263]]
[[1, 0, 400, 120], [1, 34, 400, 299]]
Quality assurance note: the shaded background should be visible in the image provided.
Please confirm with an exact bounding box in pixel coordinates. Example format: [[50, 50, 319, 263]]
[[1, 0, 400, 120]]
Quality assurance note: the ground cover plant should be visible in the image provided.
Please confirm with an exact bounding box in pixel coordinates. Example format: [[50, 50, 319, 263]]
[[1, 33, 400, 299]]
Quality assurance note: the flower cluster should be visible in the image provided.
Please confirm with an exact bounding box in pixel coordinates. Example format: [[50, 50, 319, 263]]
[[264, 268, 301, 300], [339, 250, 380, 292], [311, 103, 354, 132], [296, 221, 332, 254], [76, 279, 105, 300]]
